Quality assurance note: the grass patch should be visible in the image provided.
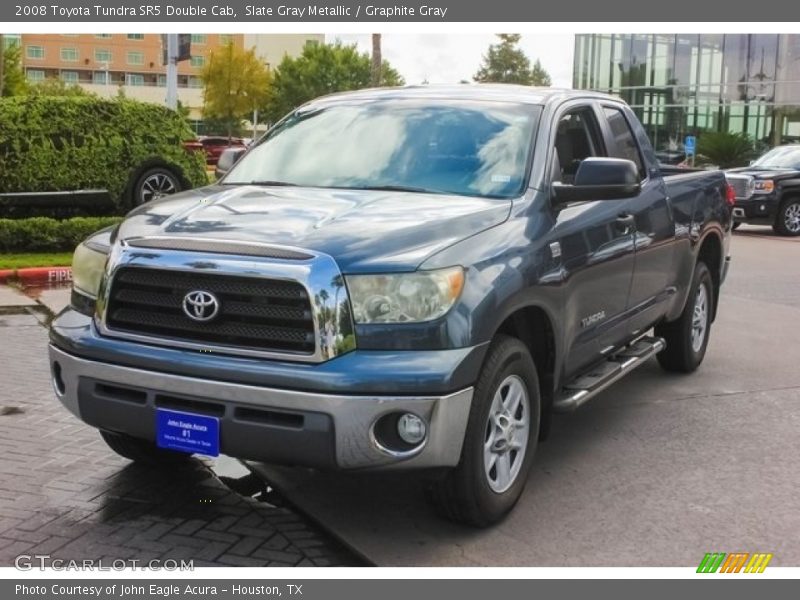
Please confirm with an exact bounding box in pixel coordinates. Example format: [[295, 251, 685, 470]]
[[0, 252, 73, 270]]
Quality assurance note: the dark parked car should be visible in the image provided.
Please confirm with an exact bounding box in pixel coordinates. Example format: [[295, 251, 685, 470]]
[[726, 145, 800, 235], [198, 136, 247, 166], [0, 97, 207, 213], [51, 86, 733, 526]]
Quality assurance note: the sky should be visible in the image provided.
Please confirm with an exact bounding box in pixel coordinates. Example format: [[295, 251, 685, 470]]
[[328, 34, 575, 88]]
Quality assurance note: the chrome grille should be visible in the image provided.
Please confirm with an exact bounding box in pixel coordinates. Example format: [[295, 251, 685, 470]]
[[726, 174, 754, 200], [105, 267, 315, 355]]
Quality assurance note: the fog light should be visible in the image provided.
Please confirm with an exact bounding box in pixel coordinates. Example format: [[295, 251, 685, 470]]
[[397, 413, 426, 445]]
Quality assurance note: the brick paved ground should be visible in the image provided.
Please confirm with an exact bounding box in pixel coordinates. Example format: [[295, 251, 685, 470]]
[[0, 303, 362, 567]]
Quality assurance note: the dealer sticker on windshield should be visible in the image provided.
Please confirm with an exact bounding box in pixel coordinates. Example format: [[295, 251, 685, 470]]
[[156, 408, 220, 457]]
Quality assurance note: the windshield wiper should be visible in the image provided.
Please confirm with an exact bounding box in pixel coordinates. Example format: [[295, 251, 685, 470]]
[[340, 184, 441, 194], [224, 180, 298, 187]]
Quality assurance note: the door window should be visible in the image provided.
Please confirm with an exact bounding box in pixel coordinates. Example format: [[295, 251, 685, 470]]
[[552, 109, 604, 184], [603, 107, 646, 179]]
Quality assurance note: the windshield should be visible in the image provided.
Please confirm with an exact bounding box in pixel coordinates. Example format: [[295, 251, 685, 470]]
[[752, 146, 800, 170], [224, 99, 541, 198]]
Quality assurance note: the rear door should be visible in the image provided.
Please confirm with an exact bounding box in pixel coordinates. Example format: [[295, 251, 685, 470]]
[[547, 101, 637, 378], [599, 104, 676, 326]]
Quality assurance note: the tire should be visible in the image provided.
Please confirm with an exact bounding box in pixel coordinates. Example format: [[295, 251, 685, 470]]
[[773, 197, 800, 236], [426, 334, 541, 527], [655, 261, 714, 373], [100, 430, 192, 466], [133, 166, 182, 206]]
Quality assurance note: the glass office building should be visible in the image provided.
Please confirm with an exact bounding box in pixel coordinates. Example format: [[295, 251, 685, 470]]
[[573, 34, 800, 155]]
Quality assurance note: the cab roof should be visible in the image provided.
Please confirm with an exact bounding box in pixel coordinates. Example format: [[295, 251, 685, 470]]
[[305, 84, 621, 108]]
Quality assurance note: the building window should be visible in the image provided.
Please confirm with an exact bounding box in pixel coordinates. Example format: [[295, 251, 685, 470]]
[[61, 71, 79, 84], [62, 34, 78, 37], [60, 47, 79, 62], [26, 45, 44, 59], [188, 76, 203, 88], [93, 71, 108, 84], [218, 34, 234, 45], [95, 34, 112, 39], [95, 49, 112, 63], [26, 69, 45, 82], [191, 34, 207, 45], [157, 74, 167, 87], [190, 55, 205, 68], [127, 34, 145, 41], [127, 51, 144, 66], [125, 73, 145, 86], [4, 35, 21, 49]]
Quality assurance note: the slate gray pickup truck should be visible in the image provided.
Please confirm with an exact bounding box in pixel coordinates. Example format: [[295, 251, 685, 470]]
[[50, 86, 734, 526]]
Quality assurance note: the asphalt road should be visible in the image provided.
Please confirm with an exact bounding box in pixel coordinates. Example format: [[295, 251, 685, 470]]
[[251, 225, 800, 566]]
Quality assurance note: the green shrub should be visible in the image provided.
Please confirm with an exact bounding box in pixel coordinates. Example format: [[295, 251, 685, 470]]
[[0, 217, 122, 252], [696, 131, 755, 168], [0, 96, 207, 212]]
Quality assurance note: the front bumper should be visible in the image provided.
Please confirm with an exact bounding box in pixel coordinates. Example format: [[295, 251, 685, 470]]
[[48, 343, 473, 470], [733, 194, 779, 221]]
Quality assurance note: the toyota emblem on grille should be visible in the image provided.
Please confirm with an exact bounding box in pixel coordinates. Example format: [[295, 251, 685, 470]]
[[182, 290, 220, 322]]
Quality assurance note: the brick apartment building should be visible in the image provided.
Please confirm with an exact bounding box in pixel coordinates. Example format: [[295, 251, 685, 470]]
[[3, 33, 324, 129]]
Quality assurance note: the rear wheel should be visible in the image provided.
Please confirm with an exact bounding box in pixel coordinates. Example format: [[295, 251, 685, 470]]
[[655, 261, 714, 373], [426, 335, 540, 527], [773, 197, 800, 236], [133, 167, 182, 206], [100, 430, 192, 466]]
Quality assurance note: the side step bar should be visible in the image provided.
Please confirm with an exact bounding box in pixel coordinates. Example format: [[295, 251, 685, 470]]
[[552, 336, 665, 413]]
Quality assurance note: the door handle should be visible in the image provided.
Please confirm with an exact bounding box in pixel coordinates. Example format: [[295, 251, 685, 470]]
[[615, 213, 635, 234]]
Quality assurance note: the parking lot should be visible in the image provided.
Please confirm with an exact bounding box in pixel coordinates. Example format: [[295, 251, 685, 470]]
[[0, 225, 798, 567]]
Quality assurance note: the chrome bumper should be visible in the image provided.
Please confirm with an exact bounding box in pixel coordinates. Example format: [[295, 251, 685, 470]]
[[48, 344, 473, 470]]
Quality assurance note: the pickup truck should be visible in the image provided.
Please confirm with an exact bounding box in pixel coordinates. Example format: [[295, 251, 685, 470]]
[[726, 144, 800, 236], [49, 86, 734, 526]]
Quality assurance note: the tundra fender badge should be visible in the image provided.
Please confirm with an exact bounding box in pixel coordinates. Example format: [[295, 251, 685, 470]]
[[581, 310, 606, 328]]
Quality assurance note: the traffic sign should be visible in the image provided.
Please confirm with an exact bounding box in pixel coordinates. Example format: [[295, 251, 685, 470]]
[[685, 135, 697, 156]]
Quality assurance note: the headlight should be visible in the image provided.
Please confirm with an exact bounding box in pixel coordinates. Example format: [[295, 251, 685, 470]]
[[754, 180, 775, 194], [346, 266, 465, 324], [72, 242, 108, 298]]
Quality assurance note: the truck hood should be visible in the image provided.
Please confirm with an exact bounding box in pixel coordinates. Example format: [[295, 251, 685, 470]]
[[727, 167, 800, 180], [116, 185, 511, 272]]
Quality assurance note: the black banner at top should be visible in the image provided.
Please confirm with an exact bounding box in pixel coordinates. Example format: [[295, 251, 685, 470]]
[[2, 0, 799, 22]]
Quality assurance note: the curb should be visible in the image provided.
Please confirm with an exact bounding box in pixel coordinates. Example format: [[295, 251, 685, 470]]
[[0, 266, 72, 286]]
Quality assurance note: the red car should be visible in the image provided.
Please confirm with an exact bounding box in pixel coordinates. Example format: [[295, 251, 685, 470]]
[[197, 136, 248, 166]]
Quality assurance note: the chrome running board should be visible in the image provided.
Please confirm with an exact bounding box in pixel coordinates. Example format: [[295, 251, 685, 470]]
[[553, 336, 666, 413]]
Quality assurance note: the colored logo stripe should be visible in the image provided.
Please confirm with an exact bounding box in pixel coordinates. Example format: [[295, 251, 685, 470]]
[[744, 553, 773, 573], [697, 552, 773, 573]]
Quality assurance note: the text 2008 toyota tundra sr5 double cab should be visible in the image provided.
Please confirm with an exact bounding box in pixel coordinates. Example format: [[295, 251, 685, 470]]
[[50, 86, 733, 526]]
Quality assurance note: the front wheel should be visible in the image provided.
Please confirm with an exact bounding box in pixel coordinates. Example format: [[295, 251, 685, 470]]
[[773, 197, 800, 236], [426, 335, 540, 527], [655, 261, 714, 373]]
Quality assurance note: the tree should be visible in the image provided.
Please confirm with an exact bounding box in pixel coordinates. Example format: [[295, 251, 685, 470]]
[[530, 59, 552, 87], [474, 34, 552, 86], [264, 41, 404, 123], [1, 42, 26, 96], [201, 43, 271, 138]]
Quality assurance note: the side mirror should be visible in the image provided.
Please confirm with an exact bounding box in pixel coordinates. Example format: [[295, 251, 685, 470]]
[[552, 157, 641, 203], [216, 147, 245, 176]]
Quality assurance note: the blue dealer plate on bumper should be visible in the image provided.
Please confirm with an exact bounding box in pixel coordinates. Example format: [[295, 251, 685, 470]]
[[156, 408, 220, 457]]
